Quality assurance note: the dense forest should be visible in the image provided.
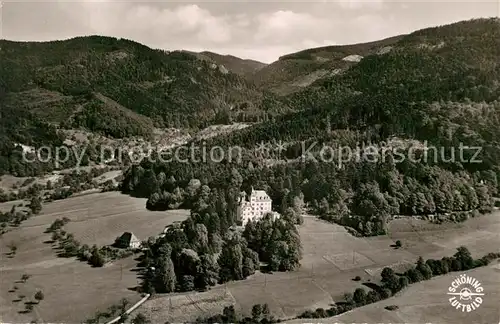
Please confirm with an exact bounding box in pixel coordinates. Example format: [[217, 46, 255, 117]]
[[137, 170, 303, 294], [122, 18, 500, 236], [0, 36, 287, 129], [0, 36, 290, 175]]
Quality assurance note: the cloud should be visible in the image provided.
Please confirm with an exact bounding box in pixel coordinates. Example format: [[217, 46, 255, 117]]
[[234, 14, 251, 28], [43, 2, 232, 46], [350, 14, 396, 41], [336, 0, 385, 10], [254, 10, 333, 44], [2, 1, 498, 63]]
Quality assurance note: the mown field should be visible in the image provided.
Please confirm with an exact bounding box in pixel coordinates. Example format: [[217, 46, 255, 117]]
[[285, 263, 500, 324], [0, 192, 189, 323], [1, 194, 498, 323], [140, 213, 500, 323]]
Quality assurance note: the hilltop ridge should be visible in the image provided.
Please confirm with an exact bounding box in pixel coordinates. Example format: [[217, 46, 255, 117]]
[[1, 18, 499, 178], [192, 51, 267, 76]]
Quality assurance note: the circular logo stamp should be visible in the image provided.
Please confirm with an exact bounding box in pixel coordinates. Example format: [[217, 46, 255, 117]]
[[447, 274, 484, 312]]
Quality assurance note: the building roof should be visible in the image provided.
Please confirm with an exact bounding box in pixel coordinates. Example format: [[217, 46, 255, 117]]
[[251, 187, 271, 200], [119, 232, 140, 244]]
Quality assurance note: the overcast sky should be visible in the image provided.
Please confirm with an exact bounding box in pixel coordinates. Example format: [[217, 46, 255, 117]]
[[1, 1, 498, 63]]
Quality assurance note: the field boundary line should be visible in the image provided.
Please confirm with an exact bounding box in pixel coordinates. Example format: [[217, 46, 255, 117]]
[[267, 283, 289, 318], [322, 255, 343, 272], [309, 277, 335, 303], [185, 292, 206, 315]]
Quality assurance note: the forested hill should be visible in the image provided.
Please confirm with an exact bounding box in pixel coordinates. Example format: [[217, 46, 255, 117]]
[[187, 51, 267, 76], [0, 35, 291, 176], [250, 35, 404, 95], [122, 18, 500, 237], [2, 18, 500, 182], [205, 18, 500, 153], [252, 17, 500, 97], [0, 36, 286, 138]]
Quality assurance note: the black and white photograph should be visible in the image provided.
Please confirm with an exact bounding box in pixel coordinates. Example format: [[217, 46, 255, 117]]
[[0, 1, 499, 323]]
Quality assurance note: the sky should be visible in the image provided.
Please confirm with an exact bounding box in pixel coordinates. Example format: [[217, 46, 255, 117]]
[[1, 1, 498, 63]]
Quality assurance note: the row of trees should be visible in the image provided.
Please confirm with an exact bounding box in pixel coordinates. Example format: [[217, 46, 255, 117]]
[[299, 246, 500, 319], [7, 273, 44, 316], [1, 206, 30, 231], [22, 290, 45, 314], [84, 298, 134, 324], [45, 218, 133, 267]]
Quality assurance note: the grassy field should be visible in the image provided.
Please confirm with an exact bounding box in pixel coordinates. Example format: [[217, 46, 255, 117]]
[[2, 195, 498, 323], [285, 263, 500, 324], [140, 213, 500, 323], [0, 192, 189, 323]]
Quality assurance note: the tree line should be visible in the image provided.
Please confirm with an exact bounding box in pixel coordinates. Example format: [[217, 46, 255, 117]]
[[122, 147, 496, 237], [196, 303, 276, 324]]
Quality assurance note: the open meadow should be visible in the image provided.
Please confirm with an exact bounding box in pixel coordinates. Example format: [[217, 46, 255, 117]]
[[2, 193, 498, 323], [0, 192, 189, 323], [284, 263, 500, 324], [140, 213, 500, 323]]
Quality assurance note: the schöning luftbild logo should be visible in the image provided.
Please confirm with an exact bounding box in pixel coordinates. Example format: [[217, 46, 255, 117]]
[[447, 274, 485, 312]]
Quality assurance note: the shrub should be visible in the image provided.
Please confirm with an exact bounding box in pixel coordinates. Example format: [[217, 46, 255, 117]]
[[343, 292, 354, 304], [132, 313, 149, 324], [315, 308, 327, 318], [25, 303, 34, 312], [34, 290, 44, 303]]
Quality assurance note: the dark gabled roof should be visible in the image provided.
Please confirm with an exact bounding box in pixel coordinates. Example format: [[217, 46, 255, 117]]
[[119, 232, 139, 243]]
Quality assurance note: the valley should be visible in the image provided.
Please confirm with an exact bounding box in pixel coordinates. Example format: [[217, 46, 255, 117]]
[[1, 191, 498, 323], [1, 15, 499, 324]]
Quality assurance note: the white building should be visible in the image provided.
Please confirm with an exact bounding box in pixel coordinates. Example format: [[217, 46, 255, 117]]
[[239, 187, 276, 225]]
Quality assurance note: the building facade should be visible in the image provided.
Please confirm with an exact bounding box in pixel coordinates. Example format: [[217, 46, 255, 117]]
[[239, 187, 274, 225]]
